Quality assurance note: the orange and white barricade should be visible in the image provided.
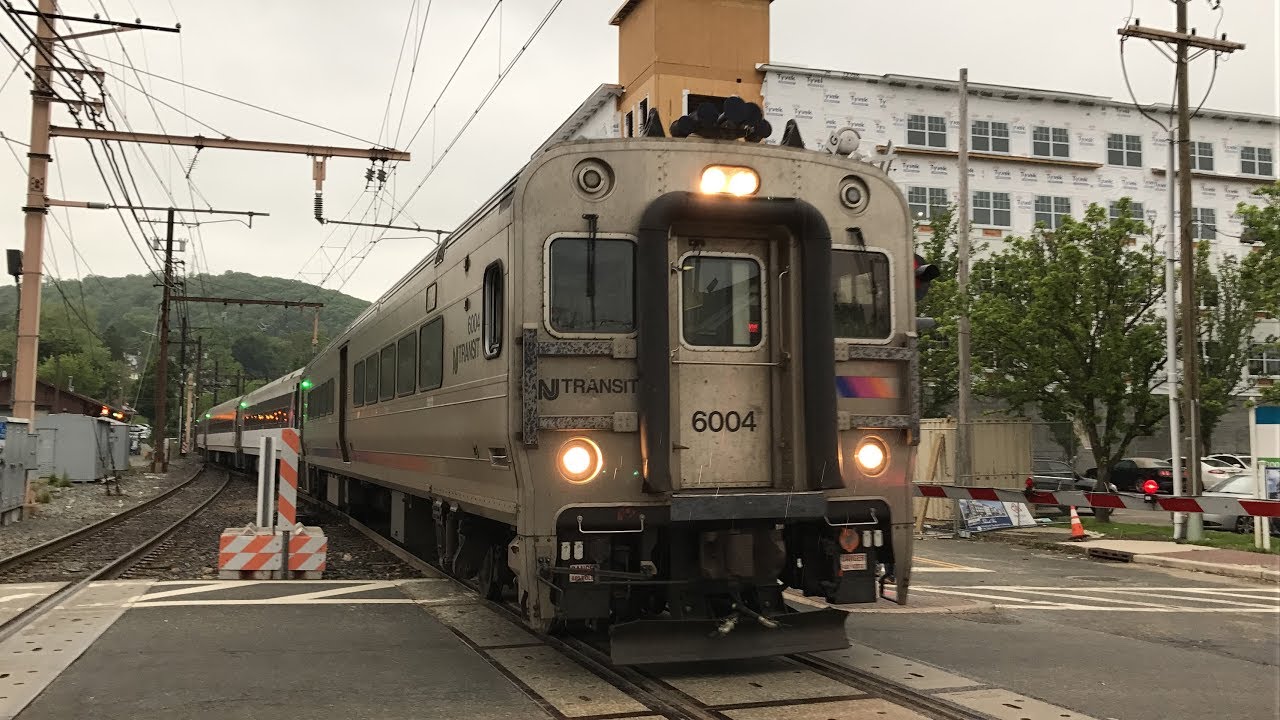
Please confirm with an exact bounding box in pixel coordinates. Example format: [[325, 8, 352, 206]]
[[216, 429, 328, 579], [218, 526, 283, 578]]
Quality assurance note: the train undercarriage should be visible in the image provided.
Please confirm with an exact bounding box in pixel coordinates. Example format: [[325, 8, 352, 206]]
[[298, 463, 896, 664]]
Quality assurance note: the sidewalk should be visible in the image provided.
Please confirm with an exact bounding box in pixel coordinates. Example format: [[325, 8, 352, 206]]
[[980, 526, 1280, 582]]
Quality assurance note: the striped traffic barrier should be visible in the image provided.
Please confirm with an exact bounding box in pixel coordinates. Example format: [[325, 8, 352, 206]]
[[914, 484, 1280, 517], [218, 526, 283, 578], [288, 526, 328, 576], [278, 428, 300, 529]]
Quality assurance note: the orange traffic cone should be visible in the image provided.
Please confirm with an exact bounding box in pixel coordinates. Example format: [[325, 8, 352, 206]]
[[1068, 506, 1086, 541]]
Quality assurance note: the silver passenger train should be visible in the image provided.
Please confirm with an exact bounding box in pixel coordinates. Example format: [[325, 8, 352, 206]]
[[199, 103, 927, 664]]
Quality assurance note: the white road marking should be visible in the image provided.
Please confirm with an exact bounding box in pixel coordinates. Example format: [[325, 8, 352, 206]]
[[913, 584, 1280, 612]]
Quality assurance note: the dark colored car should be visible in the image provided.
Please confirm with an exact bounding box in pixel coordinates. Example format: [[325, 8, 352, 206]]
[[1085, 457, 1182, 493], [1028, 458, 1115, 514]]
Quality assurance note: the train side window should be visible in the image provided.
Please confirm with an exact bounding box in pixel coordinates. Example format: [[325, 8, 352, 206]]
[[831, 249, 892, 340], [483, 261, 503, 359], [549, 237, 635, 334], [426, 283, 438, 312], [364, 353, 380, 405], [419, 317, 444, 391], [328, 379, 336, 416], [353, 361, 365, 406], [397, 333, 417, 396], [379, 344, 396, 401]]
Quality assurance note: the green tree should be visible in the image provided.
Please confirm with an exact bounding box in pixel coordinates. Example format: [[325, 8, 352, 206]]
[[915, 208, 961, 417], [1195, 243, 1265, 453], [971, 200, 1167, 517], [1237, 181, 1280, 313]]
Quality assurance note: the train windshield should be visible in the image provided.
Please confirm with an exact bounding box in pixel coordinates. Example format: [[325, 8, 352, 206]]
[[831, 249, 891, 339], [549, 237, 635, 333]]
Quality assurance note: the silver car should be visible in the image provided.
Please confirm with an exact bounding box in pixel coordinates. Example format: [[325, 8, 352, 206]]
[[1201, 473, 1277, 535]]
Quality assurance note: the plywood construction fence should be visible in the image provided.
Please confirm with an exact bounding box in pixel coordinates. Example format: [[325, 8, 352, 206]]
[[913, 417, 1033, 523]]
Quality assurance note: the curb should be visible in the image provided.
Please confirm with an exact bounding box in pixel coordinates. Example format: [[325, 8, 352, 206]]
[[1131, 554, 1280, 583], [978, 531, 1280, 583]]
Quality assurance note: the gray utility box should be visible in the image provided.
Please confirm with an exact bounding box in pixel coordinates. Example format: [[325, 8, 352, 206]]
[[1, 417, 38, 524], [36, 413, 123, 482]]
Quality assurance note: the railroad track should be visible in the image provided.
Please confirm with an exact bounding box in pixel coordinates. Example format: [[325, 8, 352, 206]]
[[300, 490, 989, 720], [0, 465, 232, 642]]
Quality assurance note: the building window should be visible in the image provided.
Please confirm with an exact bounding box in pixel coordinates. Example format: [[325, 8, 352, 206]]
[[1190, 141, 1214, 171], [971, 120, 1009, 153], [353, 360, 365, 406], [482, 261, 504, 359], [624, 110, 634, 138], [972, 191, 1011, 227], [638, 97, 649, 132], [907, 186, 949, 221], [379, 344, 396, 402], [1108, 201, 1145, 222], [419, 318, 444, 391], [1032, 126, 1070, 158], [363, 353, 379, 405], [831, 250, 891, 339], [1034, 195, 1071, 229], [549, 237, 635, 334], [681, 255, 763, 348], [1249, 345, 1280, 378], [396, 332, 417, 396], [907, 114, 947, 148], [1242, 146, 1274, 177], [1192, 208, 1217, 240], [1107, 133, 1142, 167]]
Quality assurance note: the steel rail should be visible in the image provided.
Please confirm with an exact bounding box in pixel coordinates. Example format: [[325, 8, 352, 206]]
[[0, 467, 232, 644], [787, 653, 989, 720], [0, 465, 207, 573]]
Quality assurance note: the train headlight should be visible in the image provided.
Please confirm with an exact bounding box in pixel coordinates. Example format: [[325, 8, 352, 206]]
[[699, 166, 759, 197], [558, 437, 603, 483], [854, 437, 889, 476]]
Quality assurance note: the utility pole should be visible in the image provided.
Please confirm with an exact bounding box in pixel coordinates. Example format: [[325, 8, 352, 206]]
[[10, 5, 409, 426], [178, 313, 188, 456], [1164, 126, 1185, 540], [152, 208, 176, 472], [955, 68, 973, 501], [190, 335, 202, 454], [213, 356, 220, 404], [1120, 8, 1243, 541], [12, 0, 57, 421]]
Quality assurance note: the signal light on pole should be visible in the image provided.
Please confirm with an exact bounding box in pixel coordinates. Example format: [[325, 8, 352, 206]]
[[914, 253, 940, 302]]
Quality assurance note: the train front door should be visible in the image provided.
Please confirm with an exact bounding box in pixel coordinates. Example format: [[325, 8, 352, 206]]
[[671, 238, 776, 489]]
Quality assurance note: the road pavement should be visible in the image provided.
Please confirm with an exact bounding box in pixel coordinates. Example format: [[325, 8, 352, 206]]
[[860, 537, 1279, 720]]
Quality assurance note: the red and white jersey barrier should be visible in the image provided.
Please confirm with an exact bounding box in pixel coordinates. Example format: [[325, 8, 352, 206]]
[[914, 484, 1280, 518]]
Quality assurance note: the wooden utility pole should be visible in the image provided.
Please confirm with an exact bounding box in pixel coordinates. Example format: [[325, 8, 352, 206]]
[[10, 5, 409, 429], [1119, 8, 1243, 541]]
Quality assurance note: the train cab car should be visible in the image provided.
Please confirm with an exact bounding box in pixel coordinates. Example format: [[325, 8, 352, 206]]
[[197, 397, 242, 466], [298, 102, 921, 665], [238, 369, 303, 464]]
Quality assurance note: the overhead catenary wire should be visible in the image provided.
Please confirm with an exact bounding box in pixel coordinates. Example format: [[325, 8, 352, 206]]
[[335, 0, 565, 294]]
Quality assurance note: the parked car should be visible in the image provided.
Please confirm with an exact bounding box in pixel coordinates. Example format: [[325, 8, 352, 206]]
[[1202, 473, 1279, 535], [1085, 457, 1182, 493], [1205, 453, 1253, 470], [1027, 458, 1116, 515], [1165, 456, 1236, 481]]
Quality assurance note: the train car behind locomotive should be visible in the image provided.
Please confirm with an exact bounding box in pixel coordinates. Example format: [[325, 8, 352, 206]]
[[298, 105, 923, 664]]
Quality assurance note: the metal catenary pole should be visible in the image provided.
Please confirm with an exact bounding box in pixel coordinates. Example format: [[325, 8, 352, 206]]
[[1165, 125, 1185, 540], [955, 68, 973, 508], [152, 209, 176, 473]]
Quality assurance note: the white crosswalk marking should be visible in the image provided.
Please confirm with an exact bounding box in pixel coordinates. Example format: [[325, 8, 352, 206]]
[[913, 584, 1280, 612]]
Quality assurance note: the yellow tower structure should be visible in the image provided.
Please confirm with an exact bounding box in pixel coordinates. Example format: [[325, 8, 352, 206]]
[[611, 0, 772, 135]]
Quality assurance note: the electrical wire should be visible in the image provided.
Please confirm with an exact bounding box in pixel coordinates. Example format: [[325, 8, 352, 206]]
[[401, 1, 503, 150], [72, 48, 388, 148], [393, 0, 435, 147]]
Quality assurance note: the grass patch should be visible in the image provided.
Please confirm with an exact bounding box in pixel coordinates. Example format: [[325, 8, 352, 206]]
[[1081, 518, 1280, 554]]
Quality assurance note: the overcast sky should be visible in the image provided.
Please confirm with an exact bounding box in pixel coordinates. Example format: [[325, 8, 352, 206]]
[[1, 0, 1276, 303]]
